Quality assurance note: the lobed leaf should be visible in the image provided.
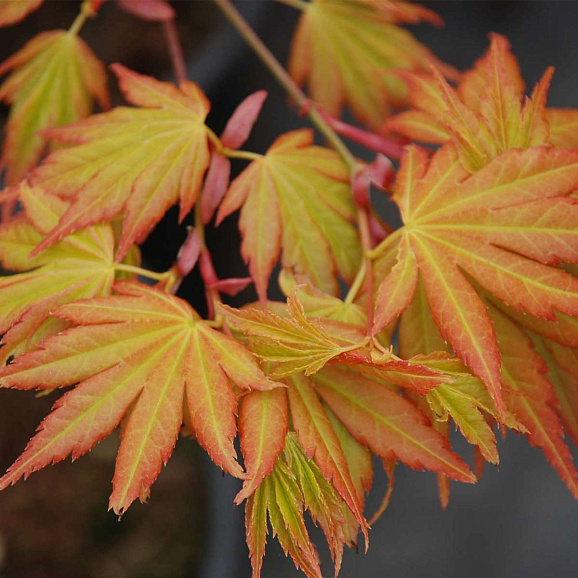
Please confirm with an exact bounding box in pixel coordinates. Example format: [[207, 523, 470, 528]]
[[373, 144, 578, 415], [217, 129, 360, 301], [0, 30, 108, 183], [288, 0, 455, 130], [0, 281, 277, 514], [29, 64, 211, 259]]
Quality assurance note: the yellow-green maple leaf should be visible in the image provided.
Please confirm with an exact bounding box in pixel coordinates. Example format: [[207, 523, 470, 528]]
[[217, 129, 361, 301], [0, 183, 116, 363], [0, 29, 108, 183], [288, 0, 455, 130], [29, 64, 211, 259]]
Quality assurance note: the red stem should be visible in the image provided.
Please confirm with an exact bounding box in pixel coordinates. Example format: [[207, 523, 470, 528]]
[[163, 20, 187, 85], [317, 107, 406, 160]]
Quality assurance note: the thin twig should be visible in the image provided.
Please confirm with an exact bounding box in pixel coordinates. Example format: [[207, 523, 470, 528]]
[[163, 20, 187, 85], [213, 0, 377, 326]]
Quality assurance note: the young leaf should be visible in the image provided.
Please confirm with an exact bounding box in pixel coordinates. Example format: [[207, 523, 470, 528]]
[[29, 64, 211, 259], [0, 0, 43, 27], [0, 30, 108, 184], [373, 144, 578, 414], [217, 129, 361, 301], [311, 365, 476, 483], [428, 381, 499, 464], [286, 372, 368, 543], [200, 90, 267, 224], [288, 0, 455, 130], [0, 281, 278, 514], [219, 293, 366, 377], [0, 183, 115, 363], [245, 434, 351, 578], [386, 34, 574, 170]]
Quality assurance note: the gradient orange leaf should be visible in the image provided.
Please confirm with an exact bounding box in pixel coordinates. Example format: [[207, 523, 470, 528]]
[[0, 29, 108, 184], [489, 305, 578, 498], [311, 365, 475, 483], [217, 129, 360, 301], [373, 144, 578, 414], [0, 281, 277, 514], [29, 64, 210, 259]]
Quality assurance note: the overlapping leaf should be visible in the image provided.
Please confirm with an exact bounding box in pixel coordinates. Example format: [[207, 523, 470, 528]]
[[0, 281, 277, 514], [386, 33, 578, 169], [488, 306, 578, 498], [0, 29, 108, 184], [217, 129, 361, 300], [0, 0, 43, 27], [219, 292, 366, 377], [311, 364, 475, 483], [246, 434, 350, 578], [373, 143, 578, 417], [29, 65, 211, 259], [288, 0, 455, 130], [533, 337, 578, 447], [0, 183, 116, 363]]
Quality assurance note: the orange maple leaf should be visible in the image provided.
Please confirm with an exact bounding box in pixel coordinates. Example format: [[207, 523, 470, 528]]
[[372, 144, 578, 417], [0, 281, 278, 515], [386, 33, 578, 169]]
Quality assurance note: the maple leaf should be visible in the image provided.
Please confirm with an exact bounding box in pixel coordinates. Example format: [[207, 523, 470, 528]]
[[310, 365, 475, 483], [532, 335, 578, 448], [0, 0, 43, 27], [0, 183, 116, 363], [488, 305, 578, 498], [245, 433, 350, 578], [288, 0, 455, 131], [219, 293, 368, 378], [28, 64, 211, 259], [0, 29, 108, 184], [385, 33, 577, 170], [236, 388, 289, 504], [0, 281, 278, 514], [372, 144, 578, 415], [217, 129, 361, 300]]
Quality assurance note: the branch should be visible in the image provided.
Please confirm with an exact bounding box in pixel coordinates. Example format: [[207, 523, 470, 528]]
[[213, 0, 378, 328]]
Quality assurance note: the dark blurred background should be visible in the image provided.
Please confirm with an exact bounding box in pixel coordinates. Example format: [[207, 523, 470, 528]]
[[0, 1, 577, 577]]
